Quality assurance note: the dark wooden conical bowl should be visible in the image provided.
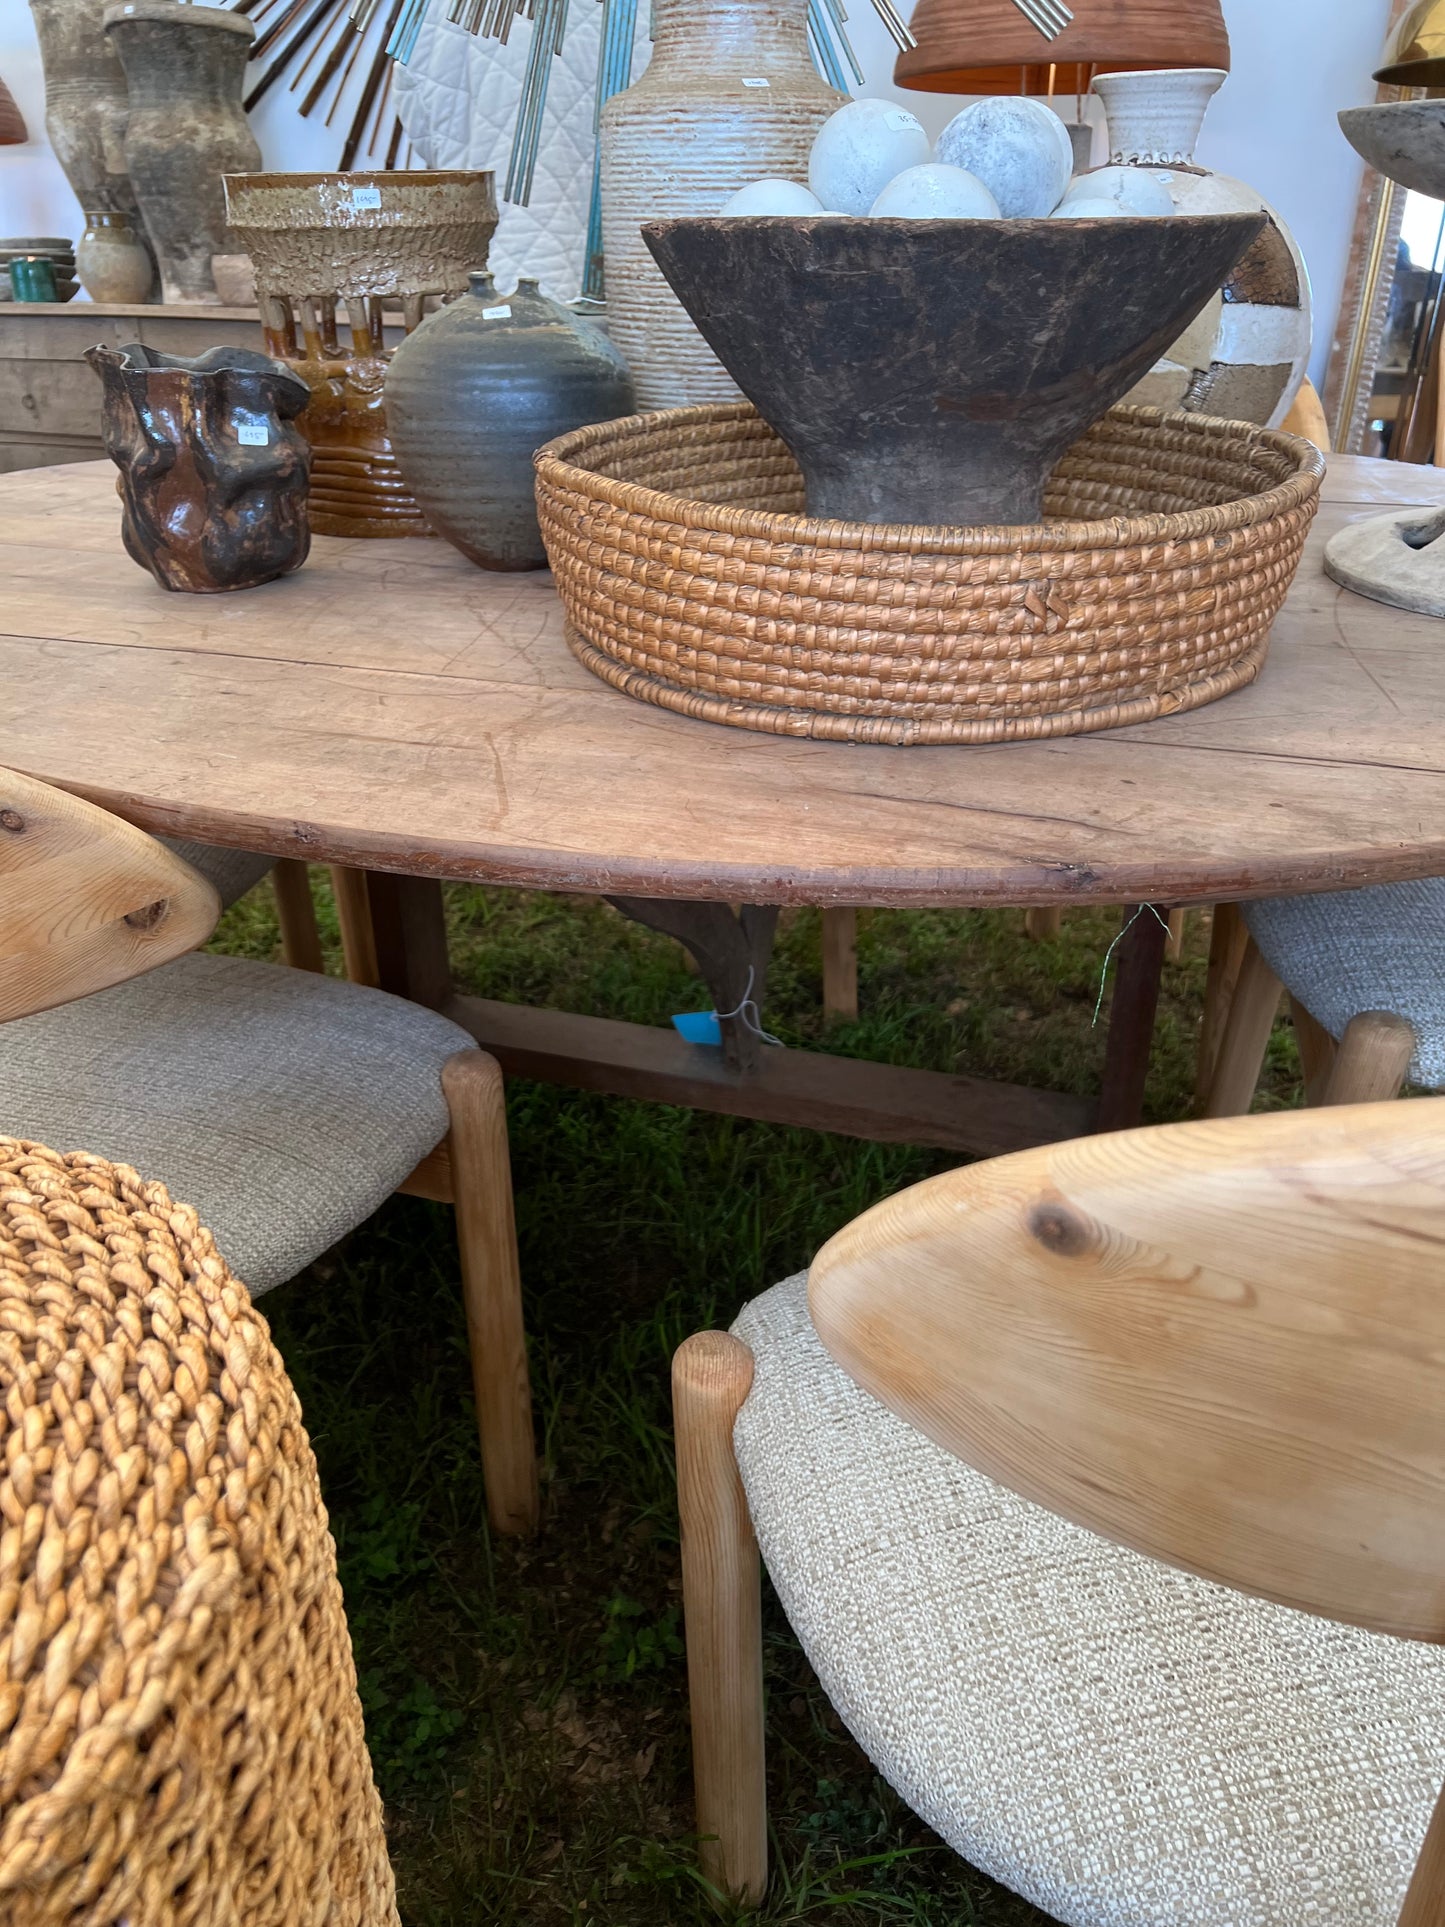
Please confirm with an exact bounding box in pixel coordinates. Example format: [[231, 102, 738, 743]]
[[642, 213, 1265, 526]]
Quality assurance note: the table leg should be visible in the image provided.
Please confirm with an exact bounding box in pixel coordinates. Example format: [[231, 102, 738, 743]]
[[365, 872, 453, 1009], [1097, 903, 1169, 1133], [821, 908, 858, 1024], [607, 898, 781, 1074]]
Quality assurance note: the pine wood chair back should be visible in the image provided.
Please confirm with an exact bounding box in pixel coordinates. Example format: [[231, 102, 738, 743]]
[[809, 1100, 1445, 1641], [0, 767, 219, 1023]]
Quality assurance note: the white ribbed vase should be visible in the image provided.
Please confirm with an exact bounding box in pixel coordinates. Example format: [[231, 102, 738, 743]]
[[600, 0, 843, 409], [1091, 67, 1312, 430], [1092, 67, 1226, 166]]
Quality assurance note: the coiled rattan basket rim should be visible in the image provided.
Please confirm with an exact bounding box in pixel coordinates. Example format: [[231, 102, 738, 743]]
[[534, 400, 1326, 553]]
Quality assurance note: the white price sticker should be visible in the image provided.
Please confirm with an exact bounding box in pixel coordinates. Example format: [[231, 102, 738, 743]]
[[885, 109, 920, 131], [237, 423, 269, 446], [350, 185, 383, 209], [741, 75, 770, 86], [482, 304, 512, 319]]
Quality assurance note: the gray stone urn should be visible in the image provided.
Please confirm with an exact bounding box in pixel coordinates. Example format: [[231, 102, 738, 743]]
[[384, 273, 635, 570], [103, 0, 260, 304], [28, 0, 156, 294]]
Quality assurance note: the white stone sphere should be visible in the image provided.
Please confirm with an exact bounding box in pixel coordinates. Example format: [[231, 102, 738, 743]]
[[718, 178, 825, 217], [808, 99, 932, 215], [1052, 196, 1137, 220], [934, 97, 1073, 219], [869, 163, 1000, 220], [1062, 164, 1175, 218]]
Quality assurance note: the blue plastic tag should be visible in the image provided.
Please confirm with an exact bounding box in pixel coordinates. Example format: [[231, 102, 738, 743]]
[[672, 1010, 723, 1047]]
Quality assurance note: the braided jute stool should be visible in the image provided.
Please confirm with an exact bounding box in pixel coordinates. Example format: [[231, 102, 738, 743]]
[[0, 1139, 398, 1927], [536, 402, 1325, 746]]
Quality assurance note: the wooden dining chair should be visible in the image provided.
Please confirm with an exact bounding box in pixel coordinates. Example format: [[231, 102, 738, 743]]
[[674, 1099, 1445, 1920], [1200, 879, 1442, 1116], [1, 767, 539, 1535]]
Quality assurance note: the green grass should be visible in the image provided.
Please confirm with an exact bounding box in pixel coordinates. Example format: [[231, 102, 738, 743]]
[[211, 881, 1306, 1924]]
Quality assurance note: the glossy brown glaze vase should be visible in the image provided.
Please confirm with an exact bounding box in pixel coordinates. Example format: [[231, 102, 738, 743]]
[[103, 0, 259, 304], [87, 342, 311, 593], [385, 273, 635, 570]]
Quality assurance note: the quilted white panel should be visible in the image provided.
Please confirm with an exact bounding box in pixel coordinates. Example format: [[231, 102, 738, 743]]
[[395, 5, 651, 303]]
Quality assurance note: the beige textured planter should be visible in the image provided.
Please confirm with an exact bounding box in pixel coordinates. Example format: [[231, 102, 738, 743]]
[[600, 0, 842, 410]]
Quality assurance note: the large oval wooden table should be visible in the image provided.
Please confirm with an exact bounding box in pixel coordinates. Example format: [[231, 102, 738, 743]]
[[5, 454, 1443, 1152]]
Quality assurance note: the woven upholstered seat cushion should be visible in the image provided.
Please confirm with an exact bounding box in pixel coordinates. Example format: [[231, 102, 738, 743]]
[[0, 952, 473, 1295], [159, 836, 276, 910], [1243, 879, 1445, 1087], [732, 1274, 1445, 1927]]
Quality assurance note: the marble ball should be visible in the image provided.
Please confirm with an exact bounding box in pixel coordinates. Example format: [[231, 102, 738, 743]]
[[934, 97, 1072, 219], [1052, 196, 1137, 220], [809, 99, 932, 215], [718, 178, 825, 216], [1062, 164, 1175, 218], [869, 163, 1000, 219]]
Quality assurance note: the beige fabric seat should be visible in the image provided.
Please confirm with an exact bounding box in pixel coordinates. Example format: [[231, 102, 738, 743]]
[[731, 1273, 1445, 1927], [0, 952, 473, 1295]]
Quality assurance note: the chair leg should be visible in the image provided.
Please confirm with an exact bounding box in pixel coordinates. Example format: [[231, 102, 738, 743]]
[[1024, 907, 1063, 941], [1165, 908, 1187, 963], [331, 865, 380, 988], [674, 1331, 767, 1908], [1289, 995, 1337, 1104], [442, 1050, 538, 1537], [822, 908, 858, 1023], [1202, 935, 1283, 1117], [272, 859, 325, 973], [1321, 1011, 1415, 1107], [1196, 903, 1250, 1103]]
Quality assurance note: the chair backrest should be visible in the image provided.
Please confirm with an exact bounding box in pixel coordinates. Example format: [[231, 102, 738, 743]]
[[808, 1099, 1445, 1644], [0, 767, 219, 1023]]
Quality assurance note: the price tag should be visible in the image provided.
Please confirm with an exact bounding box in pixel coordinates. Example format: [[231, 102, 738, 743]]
[[237, 423, 269, 446], [350, 185, 383, 209], [482, 304, 512, 319], [673, 1011, 723, 1047], [741, 75, 770, 86], [885, 109, 921, 131]]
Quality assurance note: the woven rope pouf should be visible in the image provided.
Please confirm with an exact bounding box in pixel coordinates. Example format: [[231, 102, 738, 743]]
[[0, 1139, 398, 1927]]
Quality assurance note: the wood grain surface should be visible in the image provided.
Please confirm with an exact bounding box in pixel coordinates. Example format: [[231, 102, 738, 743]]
[[807, 1097, 1445, 1641], [3, 457, 1444, 908], [0, 765, 219, 1021]]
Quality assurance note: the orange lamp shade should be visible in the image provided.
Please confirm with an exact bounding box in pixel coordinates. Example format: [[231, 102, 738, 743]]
[[894, 0, 1230, 98]]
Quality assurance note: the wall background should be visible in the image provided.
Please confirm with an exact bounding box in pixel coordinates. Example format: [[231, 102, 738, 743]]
[[0, 0, 1398, 389]]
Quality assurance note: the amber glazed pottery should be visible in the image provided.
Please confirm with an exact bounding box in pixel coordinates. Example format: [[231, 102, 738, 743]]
[[223, 171, 498, 537], [87, 343, 311, 593], [536, 403, 1323, 745]]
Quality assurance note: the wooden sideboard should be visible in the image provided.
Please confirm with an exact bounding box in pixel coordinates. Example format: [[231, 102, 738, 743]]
[[0, 302, 265, 473]]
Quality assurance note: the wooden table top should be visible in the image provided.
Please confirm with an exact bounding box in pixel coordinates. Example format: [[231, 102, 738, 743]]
[[4, 454, 1445, 908]]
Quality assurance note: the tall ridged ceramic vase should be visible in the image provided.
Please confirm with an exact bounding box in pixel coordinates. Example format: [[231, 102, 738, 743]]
[[1094, 69, 1312, 430], [600, 0, 843, 409], [27, 0, 153, 262], [104, 0, 260, 304]]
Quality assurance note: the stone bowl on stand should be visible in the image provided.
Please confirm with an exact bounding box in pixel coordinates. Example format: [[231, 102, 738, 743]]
[[1327, 101, 1445, 616], [641, 212, 1268, 527]]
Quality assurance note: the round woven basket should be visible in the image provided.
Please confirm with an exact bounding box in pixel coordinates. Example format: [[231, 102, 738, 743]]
[[535, 403, 1325, 746]]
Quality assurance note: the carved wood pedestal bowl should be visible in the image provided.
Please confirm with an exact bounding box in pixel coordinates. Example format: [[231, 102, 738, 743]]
[[536, 403, 1324, 744], [640, 213, 1270, 528], [222, 170, 498, 538]]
